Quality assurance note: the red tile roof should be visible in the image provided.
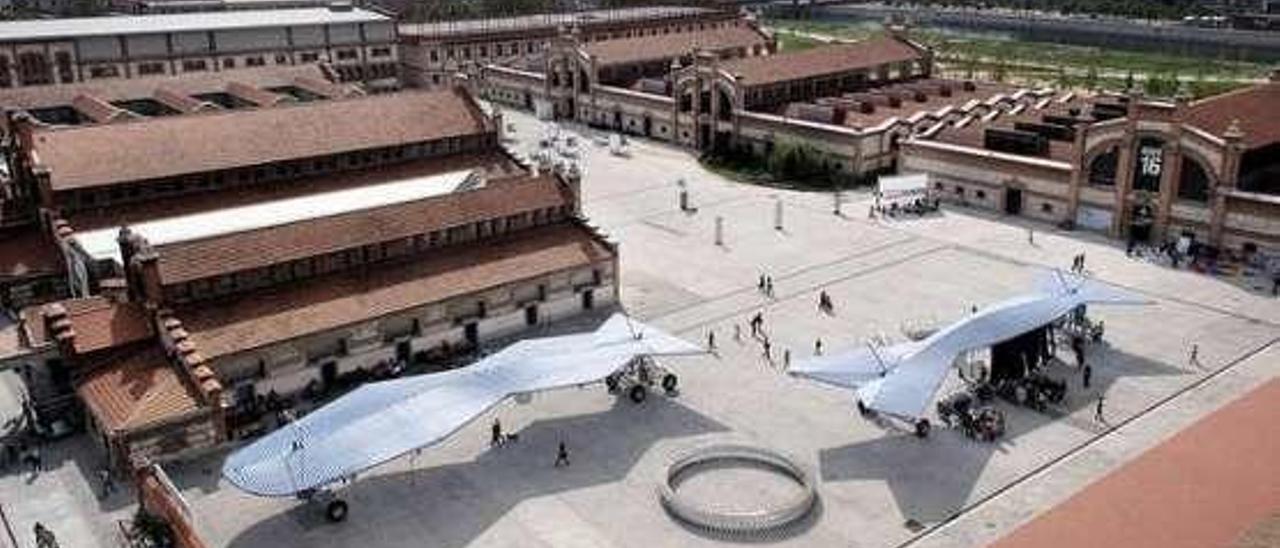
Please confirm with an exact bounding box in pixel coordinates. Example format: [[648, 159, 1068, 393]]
[[30, 88, 491, 191], [178, 224, 614, 359], [152, 173, 570, 285], [720, 35, 923, 87], [22, 297, 154, 355], [76, 345, 204, 433], [0, 65, 348, 114], [1184, 81, 1280, 150], [584, 25, 768, 67]]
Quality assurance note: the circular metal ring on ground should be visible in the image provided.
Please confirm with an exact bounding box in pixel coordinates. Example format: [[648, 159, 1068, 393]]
[[658, 444, 818, 535]]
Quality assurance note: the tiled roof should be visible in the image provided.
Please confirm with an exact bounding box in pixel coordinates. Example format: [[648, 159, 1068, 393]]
[[30, 88, 490, 191], [153, 173, 569, 284], [584, 25, 767, 67], [1184, 81, 1280, 150], [76, 345, 204, 433], [720, 35, 922, 87], [0, 225, 63, 279], [0, 65, 349, 114], [178, 224, 613, 359], [22, 297, 154, 355]]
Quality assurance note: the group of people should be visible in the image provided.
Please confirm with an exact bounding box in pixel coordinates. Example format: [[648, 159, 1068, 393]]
[[757, 274, 775, 297]]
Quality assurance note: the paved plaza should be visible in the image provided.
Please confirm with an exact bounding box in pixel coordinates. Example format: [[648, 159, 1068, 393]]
[[1, 106, 1278, 548]]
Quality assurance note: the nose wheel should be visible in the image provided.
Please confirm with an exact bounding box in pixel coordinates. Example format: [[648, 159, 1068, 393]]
[[326, 499, 349, 522]]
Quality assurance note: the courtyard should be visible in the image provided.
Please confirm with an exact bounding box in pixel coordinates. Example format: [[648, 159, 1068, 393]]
[[1, 106, 1277, 548]]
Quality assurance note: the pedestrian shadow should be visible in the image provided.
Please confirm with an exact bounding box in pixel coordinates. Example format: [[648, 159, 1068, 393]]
[[817, 346, 1188, 525], [226, 396, 729, 548]]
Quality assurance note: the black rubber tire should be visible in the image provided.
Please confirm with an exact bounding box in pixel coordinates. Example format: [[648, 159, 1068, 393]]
[[857, 400, 876, 418], [661, 373, 678, 393], [629, 384, 647, 403], [605, 374, 619, 394], [326, 500, 348, 523], [914, 419, 931, 438]]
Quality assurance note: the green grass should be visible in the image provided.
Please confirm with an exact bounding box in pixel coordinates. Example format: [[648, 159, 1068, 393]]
[[766, 18, 1272, 86], [775, 32, 825, 52]]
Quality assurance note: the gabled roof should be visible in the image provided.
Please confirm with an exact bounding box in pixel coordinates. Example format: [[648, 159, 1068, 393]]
[[151, 173, 569, 285], [76, 345, 204, 433], [720, 35, 923, 87], [1184, 81, 1280, 150], [0, 65, 353, 114], [30, 88, 490, 191], [21, 297, 154, 355], [583, 25, 767, 67], [178, 224, 614, 359]]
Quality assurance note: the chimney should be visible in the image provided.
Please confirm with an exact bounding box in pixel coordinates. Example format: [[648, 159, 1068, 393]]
[[41, 303, 76, 357], [132, 248, 164, 308]]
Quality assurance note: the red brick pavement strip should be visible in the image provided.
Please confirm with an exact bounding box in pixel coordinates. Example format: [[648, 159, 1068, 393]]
[[992, 378, 1280, 548]]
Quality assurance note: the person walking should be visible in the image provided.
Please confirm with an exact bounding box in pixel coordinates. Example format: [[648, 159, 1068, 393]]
[[1094, 395, 1106, 424], [491, 418, 503, 447], [33, 523, 57, 548], [707, 330, 716, 352], [554, 441, 570, 467], [1027, 228, 1035, 246], [814, 338, 823, 356], [1082, 363, 1092, 389], [762, 339, 772, 363], [758, 274, 766, 293], [765, 276, 774, 297], [783, 349, 791, 369], [1189, 344, 1200, 368]]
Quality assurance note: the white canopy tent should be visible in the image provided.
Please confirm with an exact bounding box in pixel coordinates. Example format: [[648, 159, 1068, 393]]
[[790, 272, 1149, 420], [223, 314, 701, 497], [877, 173, 929, 202]]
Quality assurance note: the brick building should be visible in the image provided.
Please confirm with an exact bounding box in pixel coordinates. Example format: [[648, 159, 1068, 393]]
[[900, 77, 1280, 256], [399, 5, 750, 88], [481, 23, 1039, 182], [0, 6, 399, 90], [0, 79, 616, 467]]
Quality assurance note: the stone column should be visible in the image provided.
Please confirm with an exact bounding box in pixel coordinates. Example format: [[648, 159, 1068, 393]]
[[1110, 134, 1136, 238], [1209, 120, 1246, 248], [1154, 139, 1182, 242]]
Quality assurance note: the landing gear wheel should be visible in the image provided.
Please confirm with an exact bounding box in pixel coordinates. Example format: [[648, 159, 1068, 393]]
[[605, 374, 619, 394], [914, 419, 931, 438], [629, 384, 647, 403], [661, 373, 678, 394], [856, 400, 876, 418], [326, 499, 349, 523]]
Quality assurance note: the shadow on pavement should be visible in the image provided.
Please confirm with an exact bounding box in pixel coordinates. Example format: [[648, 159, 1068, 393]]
[[818, 347, 1188, 524], [227, 395, 728, 548]]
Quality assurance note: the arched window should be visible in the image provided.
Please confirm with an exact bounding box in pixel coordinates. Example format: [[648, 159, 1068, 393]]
[[1088, 147, 1118, 186], [1177, 157, 1211, 202]]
